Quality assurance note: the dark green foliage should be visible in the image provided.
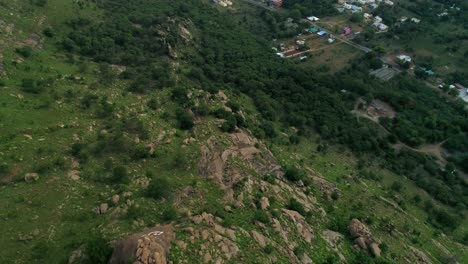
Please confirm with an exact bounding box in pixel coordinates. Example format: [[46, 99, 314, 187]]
[[331, 190, 340, 201], [43, 27, 54, 37], [221, 115, 237, 133], [161, 206, 177, 222], [171, 87, 188, 105], [110, 166, 129, 184], [390, 181, 403, 192], [263, 244, 274, 254], [147, 98, 158, 110], [82, 233, 113, 264], [253, 210, 270, 224], [21, 79, 43, 94], [146, 178, 172, 200], [287, 198, 306, 216], [284, 166, 305, 182], [15, 46, 33, 58], [176, 109, 194, 130]]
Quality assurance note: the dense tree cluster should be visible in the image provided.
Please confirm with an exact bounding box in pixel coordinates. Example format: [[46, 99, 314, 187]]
[[62, 0, 468, 229]]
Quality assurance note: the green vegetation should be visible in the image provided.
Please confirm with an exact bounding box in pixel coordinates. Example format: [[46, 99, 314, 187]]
[[0, 0, 466, 263]]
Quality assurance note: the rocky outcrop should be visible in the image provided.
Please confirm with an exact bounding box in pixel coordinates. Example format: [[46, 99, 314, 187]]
[[109, 225, 174, 264], [348, 219, 381, 257], [198, 130, 283, 201]]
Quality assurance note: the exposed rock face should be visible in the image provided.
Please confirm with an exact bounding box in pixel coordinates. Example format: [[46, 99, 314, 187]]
[[198, 130, 283, 201], [348, 219, 381, 257], [24, 173, 39, 182], [109, 225, 174, 264]]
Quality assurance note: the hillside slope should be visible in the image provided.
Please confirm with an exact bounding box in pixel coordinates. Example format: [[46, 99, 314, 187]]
[[0, 0, 467, 263]]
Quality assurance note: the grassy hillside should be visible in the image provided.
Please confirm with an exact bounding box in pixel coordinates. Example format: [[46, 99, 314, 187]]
[[0, 0, 467, 263]]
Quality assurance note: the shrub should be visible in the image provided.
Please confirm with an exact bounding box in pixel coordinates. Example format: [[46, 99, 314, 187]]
[[287, 198, 306, 216], [263, 244, 274, 254], [147, 98, 158, 110], [110, 166, 129, 184], [43, 27, 54, 37], [146, 178, 172, 200], [83, 233, 113, 264], [253, 210, 270, 224], [15, 46, 33, 58], [21, 79, 43, 94], [284, 166, 305, 182], [331, 190, 340, 201], [176, 109, 194, 130], [390, 181, 403, 192], [221, 115, 237, 133], [162, 206, 177, 222]]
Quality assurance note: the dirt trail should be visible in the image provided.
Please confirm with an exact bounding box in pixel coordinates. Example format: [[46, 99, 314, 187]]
[[352, 99, 448, 166]]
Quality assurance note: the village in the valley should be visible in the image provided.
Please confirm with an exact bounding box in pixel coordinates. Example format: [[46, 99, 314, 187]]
[[214, 0, 468, 102]]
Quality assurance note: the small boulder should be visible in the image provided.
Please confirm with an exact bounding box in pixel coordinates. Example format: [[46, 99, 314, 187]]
[[99, 203, 109, 214], [24, 173, 39, 182], [111, 195, 120, 205], [348, 219, 372, 238], [369, 242, 381, 257], [259, 197, 270, 210]]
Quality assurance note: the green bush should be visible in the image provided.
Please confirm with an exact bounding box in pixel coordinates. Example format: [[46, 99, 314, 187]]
[[284, 167, 305, 182], [110, 166, 129, 184], [264, 244, 274, 254], [287, 198, 306, 216], [253, 210, 270, 224], [176, 109, 194, 130], [21, 79, 43, 94], [146, 178, 172, 200], [83, 233, 113, 264], [162, 206, 177, 222], [15, 46, 33, 58], [147, 98, 158, 110]]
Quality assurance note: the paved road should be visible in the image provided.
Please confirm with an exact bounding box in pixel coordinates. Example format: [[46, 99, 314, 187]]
[[309, 21, 372, 53]]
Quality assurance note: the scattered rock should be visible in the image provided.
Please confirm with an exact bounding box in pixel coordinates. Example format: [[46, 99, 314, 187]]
[[369, 242, 381, 257], [109, 225, 174, 264], [24, 173, 39, 182], [258, 197, 270, 210], [112, 195, 120, 205], [68, 249, 83, 264], [175, 240, 187, 250], [300, 253, 313, 264], [98, 203, 109, 214], [251, 231, 267, 248], [348, 219, 372, 239], [145, 143, 155, 155], [68, 170, 80, 181], [23, 134, 33, 140], [224, 205, 232, 212], [322, 230, 343, 248]]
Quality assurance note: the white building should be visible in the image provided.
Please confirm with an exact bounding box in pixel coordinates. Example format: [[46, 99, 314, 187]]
[[307, 16, 320, 22], [397, 55, 412, 63], [384, 0, 394, 6], [411, 18, 421, 23], [374, 16, 383, 23]]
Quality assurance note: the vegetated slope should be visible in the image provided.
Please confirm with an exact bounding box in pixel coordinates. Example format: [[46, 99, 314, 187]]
[[0, 0, 467, 263]]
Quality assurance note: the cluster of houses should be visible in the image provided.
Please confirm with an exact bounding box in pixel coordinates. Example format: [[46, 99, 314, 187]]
[[213, 0, 233, 7], [439, 83, 468, 102], [337, 0, 395, 13], [372, 16, 388, 31]]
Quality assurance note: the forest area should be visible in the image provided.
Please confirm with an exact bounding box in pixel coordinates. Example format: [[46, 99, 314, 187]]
[[54, 0, 468, 234]]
